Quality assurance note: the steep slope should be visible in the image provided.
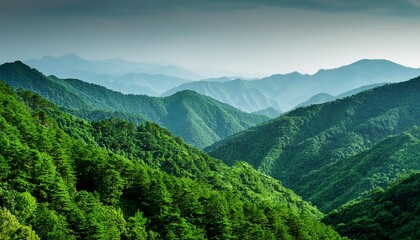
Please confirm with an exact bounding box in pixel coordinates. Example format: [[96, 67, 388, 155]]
[[0, 80, 343, 239], [0, 61, 268, 148], [162, 90, 268, 148], [164, 60, 420, 111], [207, 76, 420, 210], [25, 54, 197, 96], [297, 128, 420, 212], [323, 173, 420, 240]]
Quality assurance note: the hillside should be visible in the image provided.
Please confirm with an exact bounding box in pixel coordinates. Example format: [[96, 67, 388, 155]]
[[25, 54, 197, 95], [0, 61, 268, 148], [296, 83, 386, 108], [207, 76, 420, 211], [297, 128, 420, 212], [0, 80, 342, 239], [164, 59, 420, 111], [323, 173, 420, 240]]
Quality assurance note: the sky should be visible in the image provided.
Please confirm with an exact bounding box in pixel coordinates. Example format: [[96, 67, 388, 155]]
[[1, 0, 420, 77]]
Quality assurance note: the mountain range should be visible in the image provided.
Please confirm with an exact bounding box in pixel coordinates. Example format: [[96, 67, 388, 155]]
[[2, 56, 420, 239], [164, 59, 420, 112], [0, 61, 268, 149], [25, 54, 200, 96], [207, 75, 420, 212]]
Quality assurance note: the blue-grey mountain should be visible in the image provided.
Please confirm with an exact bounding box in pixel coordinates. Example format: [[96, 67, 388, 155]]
[[164, 60, 420, 112], [25, 54, 199, 96]]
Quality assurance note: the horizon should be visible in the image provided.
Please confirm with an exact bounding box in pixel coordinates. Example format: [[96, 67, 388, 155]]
[[3, 53, 420, 80], [1, 0, 420, 77]]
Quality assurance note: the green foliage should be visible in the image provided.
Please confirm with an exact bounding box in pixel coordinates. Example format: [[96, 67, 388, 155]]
[[207, 77, 420, 211], [0, 62, 268, 148], [323, 173, 420, 240], [0, 79, 342, 239], [297, 129, 420, 212], [0, 208, 40, 240]]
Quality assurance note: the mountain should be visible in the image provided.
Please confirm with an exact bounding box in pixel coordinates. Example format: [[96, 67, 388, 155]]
[[0, 80, 343, 239], [295, 93, 335, 108], [199, 77, 237, 82], [335, 82, 386, 99], [206, 76, 420, 211], [25, 54, 199, 95], [109, 72, 192, 96], [297, 128, 420, 212], [323, 172, 420, 240], [253, 107, 282, 118], [296, 83, 386, 108], [164, 60, 420, 112], [163, 79, 281, 113], [0, 61, 268, 148]]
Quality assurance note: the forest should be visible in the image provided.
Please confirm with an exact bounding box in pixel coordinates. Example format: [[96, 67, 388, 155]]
[[0, 79, 342, 239]]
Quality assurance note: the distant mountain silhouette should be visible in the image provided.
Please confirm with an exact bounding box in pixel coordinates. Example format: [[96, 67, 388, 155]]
[[252, 107, 282, 118], [25, 54, 201, 96], [164, 59, 420, 112], [296, 82, 387, 108]]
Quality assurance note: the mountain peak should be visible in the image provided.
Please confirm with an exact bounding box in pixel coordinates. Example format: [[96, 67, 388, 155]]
[[1, 61, 40, 75], [314, 59, 411, 76], [350, 58, 400, 66]]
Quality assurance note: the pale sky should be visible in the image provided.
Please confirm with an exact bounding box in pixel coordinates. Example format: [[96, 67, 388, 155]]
[[1, 0, 420, 77]]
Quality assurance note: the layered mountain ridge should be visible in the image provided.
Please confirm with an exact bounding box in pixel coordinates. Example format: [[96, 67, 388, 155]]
[[207, 76, 420, 212], [0, 61, 268, 149], [164, 59, 420, 112]]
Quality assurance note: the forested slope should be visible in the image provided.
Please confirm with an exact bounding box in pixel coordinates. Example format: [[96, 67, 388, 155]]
[[297, 128, 420, 212], [207, 76, 420, 211], [0, 61, 268, 148], [0, 80, 342, 239], [323, 173, 420, 240]]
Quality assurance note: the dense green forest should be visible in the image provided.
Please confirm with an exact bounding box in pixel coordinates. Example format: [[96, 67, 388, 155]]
[[297, 128, 420, 212], [207, 76, 420, 211], [0, 79, 342, 239], [0, 61, 268, 148], [323, 172, 420, 240]]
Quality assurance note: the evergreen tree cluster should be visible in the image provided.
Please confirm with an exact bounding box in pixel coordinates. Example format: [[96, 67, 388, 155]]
[[323, 173, 420, 240]]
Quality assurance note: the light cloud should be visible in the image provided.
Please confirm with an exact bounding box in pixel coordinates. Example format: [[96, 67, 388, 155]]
[[409, 0, 420, 7]]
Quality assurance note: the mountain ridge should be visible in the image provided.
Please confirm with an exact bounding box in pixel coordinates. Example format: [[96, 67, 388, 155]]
[[25, 54, 200, 96], [0, 61, 268, 148], [206, 75, 420, 211], [165, 59, 420, 112]]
